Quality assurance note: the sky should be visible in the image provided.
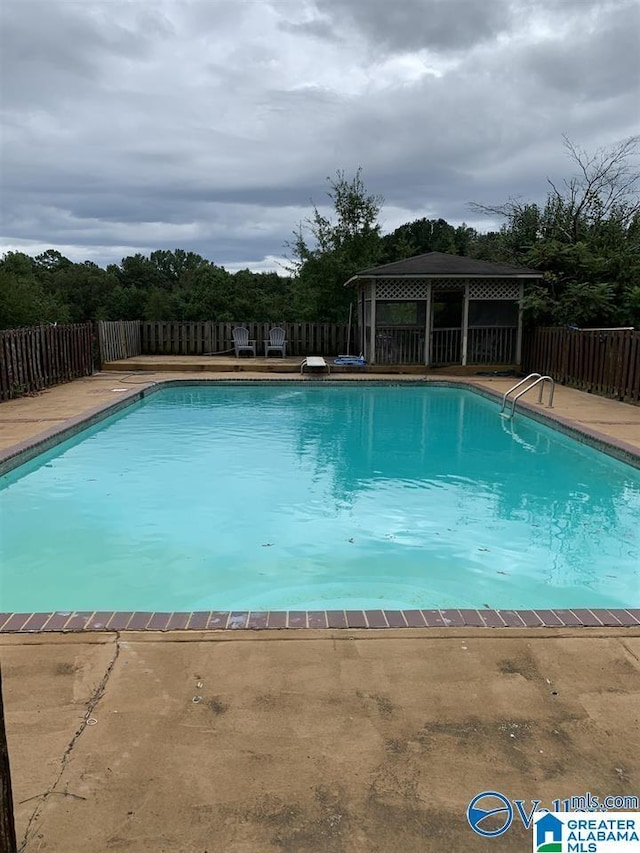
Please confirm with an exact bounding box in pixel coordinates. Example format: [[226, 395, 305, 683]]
[[1, 0, 639, 273]]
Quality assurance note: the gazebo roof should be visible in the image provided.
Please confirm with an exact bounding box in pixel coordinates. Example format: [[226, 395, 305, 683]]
[[347, 251, 543, 280]]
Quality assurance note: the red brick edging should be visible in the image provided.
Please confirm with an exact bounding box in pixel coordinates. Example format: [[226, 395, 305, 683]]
[[1, 608, 639, 633]]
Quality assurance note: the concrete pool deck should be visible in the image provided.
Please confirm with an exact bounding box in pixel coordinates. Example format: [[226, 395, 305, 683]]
[[3, 629, 640, 852], [1, 371, 639, 850]]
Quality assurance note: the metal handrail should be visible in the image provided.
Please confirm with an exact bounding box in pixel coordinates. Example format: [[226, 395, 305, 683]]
[[500, 373, 541, 413], [500, 373, 555, 420]]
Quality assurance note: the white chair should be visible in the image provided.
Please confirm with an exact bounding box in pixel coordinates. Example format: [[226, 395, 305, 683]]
[[232, 327, 256, 357], [264, 327, 286, 357]]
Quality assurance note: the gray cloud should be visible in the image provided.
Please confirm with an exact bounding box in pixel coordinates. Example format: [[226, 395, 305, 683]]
[[0, 1, 170, 110], [1, 0, 638, 269], [520, 1, 640, 100], [290, 0, 513, 53]]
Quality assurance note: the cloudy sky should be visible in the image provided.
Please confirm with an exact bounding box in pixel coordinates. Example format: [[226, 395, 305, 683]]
[[1, 0, 639, 272]]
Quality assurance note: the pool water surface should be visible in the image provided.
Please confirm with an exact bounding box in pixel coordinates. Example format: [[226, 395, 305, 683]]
[[1, 384, 638, 612]]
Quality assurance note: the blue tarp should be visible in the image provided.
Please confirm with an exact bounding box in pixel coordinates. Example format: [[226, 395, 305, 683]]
[[333, 356, 367, 366]]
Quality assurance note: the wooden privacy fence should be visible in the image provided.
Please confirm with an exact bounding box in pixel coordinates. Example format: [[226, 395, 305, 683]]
[[0, 323, 93, 401], [139, 321, 351, 357], [97, 320, 141, 362], [523, 327, 640, 403]]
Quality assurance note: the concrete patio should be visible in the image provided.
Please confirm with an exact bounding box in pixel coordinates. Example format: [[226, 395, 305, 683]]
[[3, 629, 640, 852]]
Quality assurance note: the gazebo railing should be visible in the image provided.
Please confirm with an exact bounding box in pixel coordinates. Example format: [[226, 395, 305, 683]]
[[370, 325, 518, 365], [431, 328, 462, 365], [467, 326, 517, 364], [375, 326, 424, 364]]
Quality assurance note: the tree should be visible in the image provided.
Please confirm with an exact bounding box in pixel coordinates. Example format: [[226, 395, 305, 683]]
[[470, 136, 640, 246], [0, 253, 68, 328], [547, 136, 640, 243], [379, 217, 479, 263], [148, 249, 210, 289], [288, 169, 383, 322], [110, 253, 168, 292], [34, 249, 73, 274], [182, 265, 235, 321], [46, 261, 118, 322], [469, 136, 640, 326], [0, 248, 300, 326]]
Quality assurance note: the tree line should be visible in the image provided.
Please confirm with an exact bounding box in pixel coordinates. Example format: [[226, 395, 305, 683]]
[[1, 137, 638, 330]]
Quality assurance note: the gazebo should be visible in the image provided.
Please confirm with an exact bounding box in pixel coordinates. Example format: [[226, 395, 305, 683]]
[[345, 252, 543, 367]]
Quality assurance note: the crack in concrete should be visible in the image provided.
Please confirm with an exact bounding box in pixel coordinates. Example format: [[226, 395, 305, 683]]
[[18, 632, 121, 853], [618, 638, 640, 667]]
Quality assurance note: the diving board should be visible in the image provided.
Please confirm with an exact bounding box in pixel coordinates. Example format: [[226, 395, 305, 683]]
[[300, 356, 330, 375]]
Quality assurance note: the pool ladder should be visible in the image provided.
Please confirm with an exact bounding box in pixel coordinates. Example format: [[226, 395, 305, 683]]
[[500, 373, 555, 420]]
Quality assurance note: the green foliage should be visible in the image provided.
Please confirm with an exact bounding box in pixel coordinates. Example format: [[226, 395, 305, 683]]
[[0, 248, 298, 329], [380, 219, 478, 262], [0, 253, 69, 328], [469, 136, 640, 327], [625, 287, 640, 327], [381, 218, 451, 259], [288, 168, 383, 322], [521, 277, 616, 327]]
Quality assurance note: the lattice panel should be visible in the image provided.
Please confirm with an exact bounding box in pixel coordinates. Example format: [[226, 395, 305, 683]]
[[365, 278, 521, 300], [373, 278, 431, 299], [468, 280, 521, 300]]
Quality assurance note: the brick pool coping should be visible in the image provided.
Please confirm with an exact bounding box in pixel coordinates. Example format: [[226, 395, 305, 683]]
[[1, 608, 640, 633]]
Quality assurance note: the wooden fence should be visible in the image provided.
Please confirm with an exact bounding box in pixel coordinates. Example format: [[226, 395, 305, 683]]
[[523, 327, 640, 403], [139, 321, 351, 357], [97, 320, 141, 363], [3, 321, 638, 403], [0, 323, 94, 401]]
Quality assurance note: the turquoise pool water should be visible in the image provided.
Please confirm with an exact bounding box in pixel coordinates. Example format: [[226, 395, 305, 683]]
[[1, 384, 639, 612]]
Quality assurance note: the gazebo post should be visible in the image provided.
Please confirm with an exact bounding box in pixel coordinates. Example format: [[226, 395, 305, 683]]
[[461, 281, 470, 366], [516, 282, 524, 365], [423, 282, 432, 366], [369, 280, 376, 365]]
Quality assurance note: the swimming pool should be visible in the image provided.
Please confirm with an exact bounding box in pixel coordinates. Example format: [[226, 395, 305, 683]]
[[1, 383, 638, 614]]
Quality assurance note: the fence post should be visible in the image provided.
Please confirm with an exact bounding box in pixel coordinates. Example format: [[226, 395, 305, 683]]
[[93, 320, 102, 369]]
